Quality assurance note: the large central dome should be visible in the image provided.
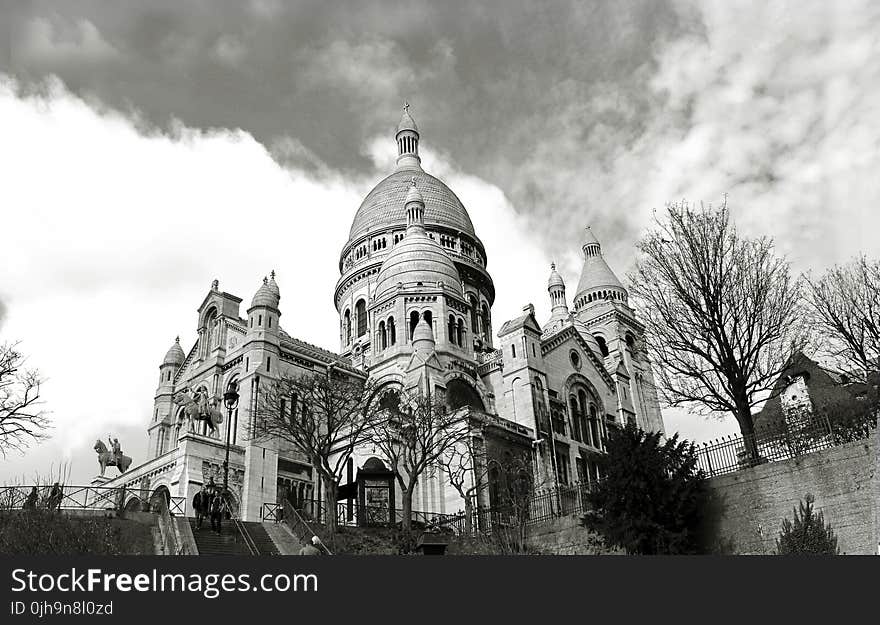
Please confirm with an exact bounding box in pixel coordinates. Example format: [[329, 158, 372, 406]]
[[348, 170, 476, 241]]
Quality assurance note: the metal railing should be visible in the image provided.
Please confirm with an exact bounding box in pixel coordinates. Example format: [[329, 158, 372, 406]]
[[282, 500, 332, 554], [427, 481, 597, 537], [695, 412, 876, 477], [0, 484, 185, 515]]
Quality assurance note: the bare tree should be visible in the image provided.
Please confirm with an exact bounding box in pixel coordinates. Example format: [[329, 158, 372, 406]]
[[0, 342, 51, 456], [436, 422, 490, 534], [369, 388, 469, 532], [252, 367, 374, 539], [628, 200, 806, 461], [804, 255, 880, 379]]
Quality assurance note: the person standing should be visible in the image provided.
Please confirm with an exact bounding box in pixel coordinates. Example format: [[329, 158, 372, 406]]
[[210, 493, 223, 534], [192, 487, 205, 529], [23, 486, 38, 511], [48, 482, 63, 512]]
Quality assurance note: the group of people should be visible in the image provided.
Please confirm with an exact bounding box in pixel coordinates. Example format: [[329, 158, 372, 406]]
[[21, 482, 63, 512], [192, 477, 227, 533]]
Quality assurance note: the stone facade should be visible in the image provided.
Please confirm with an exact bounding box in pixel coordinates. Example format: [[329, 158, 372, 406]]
[[107, 105, 665, 521]]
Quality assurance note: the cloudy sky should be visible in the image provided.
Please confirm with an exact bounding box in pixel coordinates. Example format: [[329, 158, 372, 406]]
[[1, 0, 879, 484]]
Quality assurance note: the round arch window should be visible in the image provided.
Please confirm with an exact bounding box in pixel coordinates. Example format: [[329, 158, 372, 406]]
[[570, 350, 582, 370]]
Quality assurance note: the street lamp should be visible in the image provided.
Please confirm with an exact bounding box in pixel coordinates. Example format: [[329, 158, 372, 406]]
[[222, 381, 240, 496]]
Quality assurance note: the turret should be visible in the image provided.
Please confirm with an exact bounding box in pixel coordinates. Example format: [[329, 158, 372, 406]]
[[395, 101, 421, 170], [545, 262, 570, 332], [573, 227, 628, 311], [247, 272, 281, 342]]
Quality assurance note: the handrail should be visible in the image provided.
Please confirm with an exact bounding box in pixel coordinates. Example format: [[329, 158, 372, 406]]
[[233, 518, 259, 555], [283, 500, 332, 555]]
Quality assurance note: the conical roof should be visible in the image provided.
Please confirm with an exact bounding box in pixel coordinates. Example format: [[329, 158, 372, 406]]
[[397, 102, 419, 134], [547, 262, 565, 289], [574, 228, 625, 301], [163, 337, 185, 366], [251, 275, 280, 309]]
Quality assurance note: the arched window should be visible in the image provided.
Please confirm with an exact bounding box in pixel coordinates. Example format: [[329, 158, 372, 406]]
[[625, 333, 635, 351], [589, 403, 601, 450], [388, 317, 396, 346], [343, 310, 351, 345], [203, 308, 218, 356], [356, 299, 367, 337], [448, 314, 456, 345], [457, 318, 464, 347], [468, 294, 480, 335], [569, 395, 581, 441], [409, 311, 420, 340], [481, 304, 491, 342], [578, 389, 590, 446], [379, 321, 387, 350], [594, 335, 609, 357]]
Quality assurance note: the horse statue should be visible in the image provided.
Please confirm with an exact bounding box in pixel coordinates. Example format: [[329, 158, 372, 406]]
[[94, 440, 132, 476], [174, 389, 224, 437]]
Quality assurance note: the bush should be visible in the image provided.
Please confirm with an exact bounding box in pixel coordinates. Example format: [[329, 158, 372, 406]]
[[775, 495, 839, 555], [0, 509, 154, 555], [583, 422, 707, 554]]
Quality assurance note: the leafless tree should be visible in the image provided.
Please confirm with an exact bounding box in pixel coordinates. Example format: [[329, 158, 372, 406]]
[[0, 342, 51, 456], [804, 255, 880, 380], [369, 388, 469, 531], [628, 199, 806, 461], [252, 366, 375, 539], [436, 422, 490, 534]]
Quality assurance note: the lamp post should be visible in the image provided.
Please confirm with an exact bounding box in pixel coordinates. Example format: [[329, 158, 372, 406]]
[[222, 381, 240, 496]]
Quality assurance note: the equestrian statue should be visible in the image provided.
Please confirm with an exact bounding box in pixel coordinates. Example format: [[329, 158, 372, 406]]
[[174, 388, 224, 437], [94, 435, 132, 476]]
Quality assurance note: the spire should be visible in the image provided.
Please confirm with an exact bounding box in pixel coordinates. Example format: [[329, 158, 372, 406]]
[[573, 226, 627, 311], [395, 101, 421, 170], [547, 262, 569, 316], [405, 177, 426, 233], [582, 226, 601, 258]]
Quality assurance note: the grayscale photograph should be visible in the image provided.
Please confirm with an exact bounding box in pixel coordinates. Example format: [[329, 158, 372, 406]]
[[0, 0, 877, 570]]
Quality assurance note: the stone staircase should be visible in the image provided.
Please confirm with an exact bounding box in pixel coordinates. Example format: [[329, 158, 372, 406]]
[[187, 518, 282, 555], [188, 518, 252, 555], [241, 521, 280, 555]]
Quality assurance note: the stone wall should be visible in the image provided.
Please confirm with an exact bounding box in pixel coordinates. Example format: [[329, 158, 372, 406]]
[[525, 514, 623, 555], [704, 434, 877, 555]]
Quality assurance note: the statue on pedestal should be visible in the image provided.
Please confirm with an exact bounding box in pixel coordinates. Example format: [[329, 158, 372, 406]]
[[94, 436, 132, 476]]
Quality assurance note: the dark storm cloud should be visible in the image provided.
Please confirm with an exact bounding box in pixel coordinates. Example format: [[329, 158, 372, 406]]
[[1, 0, 696, 262]]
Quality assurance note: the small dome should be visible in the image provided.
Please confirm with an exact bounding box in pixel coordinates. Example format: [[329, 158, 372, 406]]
[[251, 275, 280, 309], [374, 231, 462, 300], [163, 337, 185, 366], [397, 103, 419, 134], [362, 456, 389, 472], [547, 262, 565, 289], [582, 226, 600, 248]]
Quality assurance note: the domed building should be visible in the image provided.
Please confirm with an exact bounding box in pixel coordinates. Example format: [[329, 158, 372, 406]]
[[110, 104, 663, 528]]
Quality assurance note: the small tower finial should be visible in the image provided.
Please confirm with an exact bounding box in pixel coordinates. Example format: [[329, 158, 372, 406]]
[[263, 276, 268, 284], [175, 336, 179, 343], [270, 269, 276, 280], [403, 100, 410, 113]]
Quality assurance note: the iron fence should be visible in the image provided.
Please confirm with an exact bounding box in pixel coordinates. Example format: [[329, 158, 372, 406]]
[[693, 412, 872, 477], [0, 484, 185, 516], [425, 481, 596, 537]]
